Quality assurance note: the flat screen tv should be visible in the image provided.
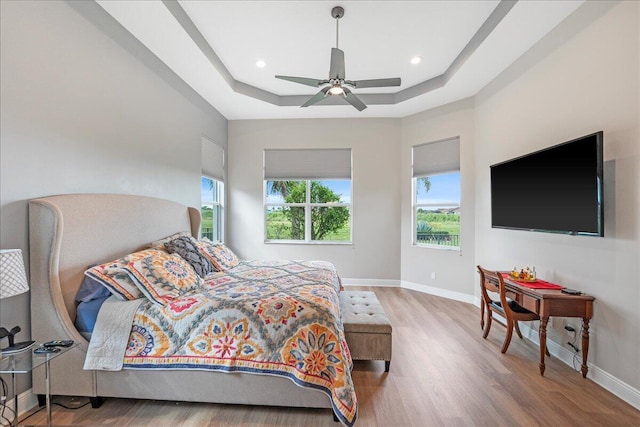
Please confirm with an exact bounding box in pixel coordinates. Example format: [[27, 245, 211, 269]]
[[491, 131, 603, 237]]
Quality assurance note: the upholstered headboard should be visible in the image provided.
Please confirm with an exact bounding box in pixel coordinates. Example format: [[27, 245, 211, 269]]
[[29, 194, 200, 348]]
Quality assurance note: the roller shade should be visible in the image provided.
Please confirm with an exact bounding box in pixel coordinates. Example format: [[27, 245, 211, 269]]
[[412, 137, 460, 177], [264, 149, 352, 180], [202, 139, 224, 181]]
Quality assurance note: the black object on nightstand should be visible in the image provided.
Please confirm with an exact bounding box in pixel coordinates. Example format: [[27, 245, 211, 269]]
[[0, 326, 35, 354]]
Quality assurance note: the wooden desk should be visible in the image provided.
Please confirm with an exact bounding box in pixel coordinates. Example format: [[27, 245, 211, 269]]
[[501, 276, 595, 377]]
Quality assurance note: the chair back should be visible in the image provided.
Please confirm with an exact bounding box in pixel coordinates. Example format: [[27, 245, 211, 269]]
[[477, 266, 510, 313]]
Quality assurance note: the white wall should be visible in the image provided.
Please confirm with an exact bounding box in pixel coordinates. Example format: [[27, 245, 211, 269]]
[[0, 0, 227, 396], [227, 119, 401, 281], [474, 1, 639, 390], [400, 98, 476, 297]]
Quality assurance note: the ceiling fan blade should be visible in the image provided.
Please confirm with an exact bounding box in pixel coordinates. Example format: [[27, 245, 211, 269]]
[[349, 77, 401, 89], [342, 87, 367, 111], [329, 48, 345, 80], [275, 75, 326, 88], [301, 87, 330, 108]]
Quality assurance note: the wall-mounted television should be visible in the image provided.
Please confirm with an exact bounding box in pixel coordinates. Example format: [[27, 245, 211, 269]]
[[490, 131, 604, 237]]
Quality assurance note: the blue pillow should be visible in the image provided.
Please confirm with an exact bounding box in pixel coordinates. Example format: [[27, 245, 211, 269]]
[[76, 272, 112, 302], [75, 297, 108, 333]]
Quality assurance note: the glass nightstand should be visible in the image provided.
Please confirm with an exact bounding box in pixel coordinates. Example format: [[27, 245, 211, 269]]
[[1, 343, 77, 427]]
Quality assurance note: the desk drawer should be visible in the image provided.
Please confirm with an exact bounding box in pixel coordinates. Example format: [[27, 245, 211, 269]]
[[521, 295, 539, 313]]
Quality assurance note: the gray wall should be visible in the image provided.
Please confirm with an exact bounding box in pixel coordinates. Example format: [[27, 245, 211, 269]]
[[0, 0, 227, 397], [227, 119, 401, 281], [473, 1, 638, 390]]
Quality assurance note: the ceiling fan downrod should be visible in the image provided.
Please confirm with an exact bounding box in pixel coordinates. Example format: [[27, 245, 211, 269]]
[[332, 6, 344, 49]]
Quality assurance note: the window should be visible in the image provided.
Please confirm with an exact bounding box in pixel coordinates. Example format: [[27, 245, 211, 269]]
[[264, 149, 352, 243], [265, 180, 351, 242], [201, 138, 224, 241], [412, 138, 460, 249], [201, 176, 224, 241]]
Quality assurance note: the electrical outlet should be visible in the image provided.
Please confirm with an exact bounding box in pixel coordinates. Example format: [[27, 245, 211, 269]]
[[431, 272, 436, 280]]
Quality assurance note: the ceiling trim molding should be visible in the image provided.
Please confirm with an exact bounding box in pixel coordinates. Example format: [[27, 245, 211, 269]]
[[163, 0, 517, 108], [395, 0, 517, 103]]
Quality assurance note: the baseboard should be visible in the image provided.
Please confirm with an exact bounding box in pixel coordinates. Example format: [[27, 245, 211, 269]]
[[341, 278, 400, 287], [400, 280, 475, 304], [5, 388, 38, 420]]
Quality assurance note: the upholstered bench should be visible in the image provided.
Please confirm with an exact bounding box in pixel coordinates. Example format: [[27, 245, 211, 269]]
[[340, 291, 392, 372]]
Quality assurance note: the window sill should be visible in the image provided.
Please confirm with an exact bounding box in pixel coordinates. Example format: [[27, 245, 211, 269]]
[[412, 243, 461, 252], [264, 240, 353, 246]]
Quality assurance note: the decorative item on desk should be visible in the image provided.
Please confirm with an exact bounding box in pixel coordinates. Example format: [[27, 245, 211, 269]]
[[509, 266, 536, 282], [0, 249, 36, 355]]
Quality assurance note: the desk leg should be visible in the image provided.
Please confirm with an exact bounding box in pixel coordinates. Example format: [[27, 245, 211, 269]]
[[581, 318, 590, 378], [46, 359, 51, 427], [539, 317, 549, 376], [12, 372, 17, 427]]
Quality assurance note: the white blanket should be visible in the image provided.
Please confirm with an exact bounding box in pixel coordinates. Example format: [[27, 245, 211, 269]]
[[83, 296, 143, 371]]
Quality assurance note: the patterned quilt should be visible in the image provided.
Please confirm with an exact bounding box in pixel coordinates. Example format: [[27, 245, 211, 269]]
[[122, 260, 357, 426]]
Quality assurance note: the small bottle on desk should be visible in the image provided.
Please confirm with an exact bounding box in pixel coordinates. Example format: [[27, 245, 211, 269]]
[[531, 267, 536, 280]]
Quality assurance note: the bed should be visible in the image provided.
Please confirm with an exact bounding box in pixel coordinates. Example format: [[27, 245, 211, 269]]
[[28, 194, 356, 425]]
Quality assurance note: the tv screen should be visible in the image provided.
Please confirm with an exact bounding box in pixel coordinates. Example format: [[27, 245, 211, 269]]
[[491, 131, 603, 236]]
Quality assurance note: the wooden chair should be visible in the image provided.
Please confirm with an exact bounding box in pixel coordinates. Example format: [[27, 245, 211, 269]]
[[477, 265, 542, 354]]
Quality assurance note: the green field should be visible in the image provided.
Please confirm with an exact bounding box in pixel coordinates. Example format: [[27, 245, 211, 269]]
[[416, 211, 460, 246]]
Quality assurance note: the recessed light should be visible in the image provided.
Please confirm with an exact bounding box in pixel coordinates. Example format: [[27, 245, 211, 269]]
[[255, 60, 266, 68], [410, 56, 422, 65]]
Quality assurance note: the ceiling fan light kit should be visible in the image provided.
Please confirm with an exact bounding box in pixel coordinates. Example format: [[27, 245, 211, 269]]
[[275, 6, 401, 111]]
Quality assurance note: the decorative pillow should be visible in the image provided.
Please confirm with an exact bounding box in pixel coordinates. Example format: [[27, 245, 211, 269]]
[[147, 231, 191, 249], [84, 249, 165, 300], [125, 252, 201, 306], [76, 267, 112, 302], [165, 236, 216, 278], [195, 240, 240, 271], [75, 296, 109, 336]]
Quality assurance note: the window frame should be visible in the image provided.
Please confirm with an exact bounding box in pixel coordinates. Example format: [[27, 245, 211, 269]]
[[411, 137, 461, 251], [264, 179, 353, 244], [201, 175, 224, 242]]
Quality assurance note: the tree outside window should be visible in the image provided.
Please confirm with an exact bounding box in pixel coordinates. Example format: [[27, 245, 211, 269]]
[[265, 180, 351, 242]]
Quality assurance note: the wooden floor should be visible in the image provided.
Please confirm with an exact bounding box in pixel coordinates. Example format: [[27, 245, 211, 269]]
[[22, 287, 639, 426]]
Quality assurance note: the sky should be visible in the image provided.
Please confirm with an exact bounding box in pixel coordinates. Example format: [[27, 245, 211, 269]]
[[201, 177, 218, 207], [416, 172, 460, 205], [202, 175, 459, 207]]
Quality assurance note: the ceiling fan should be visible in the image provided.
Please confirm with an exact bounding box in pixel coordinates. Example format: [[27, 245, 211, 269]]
[[275, 6, 401, 111]]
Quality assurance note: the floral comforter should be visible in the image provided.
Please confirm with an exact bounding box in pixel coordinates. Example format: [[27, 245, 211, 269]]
[[122, 260, 357, 426]]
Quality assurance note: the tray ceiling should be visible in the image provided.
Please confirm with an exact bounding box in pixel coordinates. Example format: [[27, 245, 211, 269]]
[[96, 1, 584, 120]]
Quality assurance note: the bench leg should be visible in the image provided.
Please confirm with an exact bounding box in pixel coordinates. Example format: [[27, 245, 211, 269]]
[[90, 396, 105, 408], [333, 411, 339, 422], [385, 360, 390, 372]]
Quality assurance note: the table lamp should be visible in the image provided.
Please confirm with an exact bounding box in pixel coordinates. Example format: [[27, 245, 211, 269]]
[[0, 249, 35, 354]]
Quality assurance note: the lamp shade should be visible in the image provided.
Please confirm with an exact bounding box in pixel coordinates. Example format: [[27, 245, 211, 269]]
[[0, 249, 29, 299]]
